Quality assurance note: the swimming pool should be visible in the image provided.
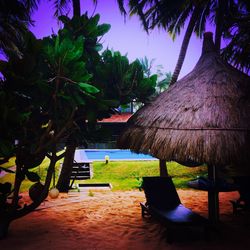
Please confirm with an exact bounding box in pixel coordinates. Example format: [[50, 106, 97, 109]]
[[80, 149, 157, 161]]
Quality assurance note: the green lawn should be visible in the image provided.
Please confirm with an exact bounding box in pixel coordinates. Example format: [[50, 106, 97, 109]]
[[79, 161, 207, 190], [0, 158, 207, 192]]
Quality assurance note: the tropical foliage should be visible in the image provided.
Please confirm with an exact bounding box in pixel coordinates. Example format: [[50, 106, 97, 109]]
[[0, 28, 106, 237], [222, 1, 250, 73], [55, 13, 157, 192], [0, 0, 37, 57], [156, 70, 172, 94], [0, 12, 158, 237], [97, 50, 157, 104]]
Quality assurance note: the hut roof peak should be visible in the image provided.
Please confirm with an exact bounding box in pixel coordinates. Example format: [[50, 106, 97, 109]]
[[202, 32, 216, 55]]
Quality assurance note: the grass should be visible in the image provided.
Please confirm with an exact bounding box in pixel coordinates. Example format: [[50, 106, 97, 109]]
[[1, 157, 207, 192], [88, 190, 94, 197], [79, 161, 207, 191]]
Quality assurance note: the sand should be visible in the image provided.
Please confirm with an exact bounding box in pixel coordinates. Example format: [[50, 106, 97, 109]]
[[1, 189, 250, 250]]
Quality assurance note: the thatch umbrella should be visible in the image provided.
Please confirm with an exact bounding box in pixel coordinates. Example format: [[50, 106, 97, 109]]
[[118, 32, 250, 223]]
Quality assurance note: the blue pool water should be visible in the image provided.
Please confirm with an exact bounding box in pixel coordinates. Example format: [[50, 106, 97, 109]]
[[82, 149, 156, 161]]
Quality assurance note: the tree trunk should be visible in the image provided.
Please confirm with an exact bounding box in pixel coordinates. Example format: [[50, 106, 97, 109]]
[[54, 0, 104, 194], [55, 0, 80, 193], [215, 0, 223, 52], [72, 0, 81, 17], [170, 8, 199, 85], [159, 159, 168, 177], [56, 143, 76, 192]]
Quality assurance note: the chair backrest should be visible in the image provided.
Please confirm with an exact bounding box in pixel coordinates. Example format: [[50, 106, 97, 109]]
[[142, 176, 181, 209], [233, 176, 250, 206]]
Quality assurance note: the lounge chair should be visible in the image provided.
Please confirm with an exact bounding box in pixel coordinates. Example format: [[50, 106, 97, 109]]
[[187, 176, 238, 192], [231, 176, 250, 214], [140, 176, 209, 242]]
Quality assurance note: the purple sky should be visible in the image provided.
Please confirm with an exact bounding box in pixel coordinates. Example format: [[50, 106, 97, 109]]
[[29, 0, 213, 79]]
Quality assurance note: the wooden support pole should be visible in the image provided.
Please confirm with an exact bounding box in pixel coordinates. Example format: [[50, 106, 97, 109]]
[[159, 159, 168, 177], [208, 164, 219, 224]]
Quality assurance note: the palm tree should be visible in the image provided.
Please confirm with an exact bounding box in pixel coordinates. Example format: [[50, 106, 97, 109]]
[[0, 0, 38, 57], [51, 0, 82, 17], [221, 1, 250, 73], [139, 56, 155, 77], [117, 0, 243, 84], [156, 71, 172, 93]]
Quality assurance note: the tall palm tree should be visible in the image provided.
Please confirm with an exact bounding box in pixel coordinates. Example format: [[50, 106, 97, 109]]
[[117, 0, 241, 84], [0, 0, 38, 57]]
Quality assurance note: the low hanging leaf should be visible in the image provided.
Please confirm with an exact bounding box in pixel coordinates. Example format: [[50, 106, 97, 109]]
[[97, 24, 111, 36], [71, 62, 92, 83], [25, 171, 41, 182], [90, 14, 101, 27], [150, 74, 158, 83], [95, 43, 103, 52], [79, 83, 100, 94], [73, 92, 86, 106]]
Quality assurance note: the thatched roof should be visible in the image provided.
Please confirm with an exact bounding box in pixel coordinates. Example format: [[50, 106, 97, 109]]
[[118, 32, 250, 167]]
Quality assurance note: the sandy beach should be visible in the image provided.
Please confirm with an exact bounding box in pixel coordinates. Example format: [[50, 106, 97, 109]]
[[1, 189, 250, 250]]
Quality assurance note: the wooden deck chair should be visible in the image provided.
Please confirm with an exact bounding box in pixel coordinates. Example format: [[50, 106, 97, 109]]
[[231, 176, 250, 214], [140, 176, 209, 242]]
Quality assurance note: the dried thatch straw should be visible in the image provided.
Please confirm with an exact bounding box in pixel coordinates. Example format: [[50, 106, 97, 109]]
[[118, 32, 250, 168]]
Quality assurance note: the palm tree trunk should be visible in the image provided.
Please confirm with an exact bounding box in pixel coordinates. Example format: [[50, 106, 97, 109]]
[[214, 0, 223, 52], [170, 8, 199, 85], [72, 0, 81, 17]]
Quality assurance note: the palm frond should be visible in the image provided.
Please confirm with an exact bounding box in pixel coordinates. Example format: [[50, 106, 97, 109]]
[[24, 0, 40, 13], [168, 4, 193, 38], [193, 2, 211, 38], [221, 1, 250, 73], [50, 0, 70, 17], [222, 20, 250, 73], [0, 0, 33, 57], [116, 0, 127, 15]]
